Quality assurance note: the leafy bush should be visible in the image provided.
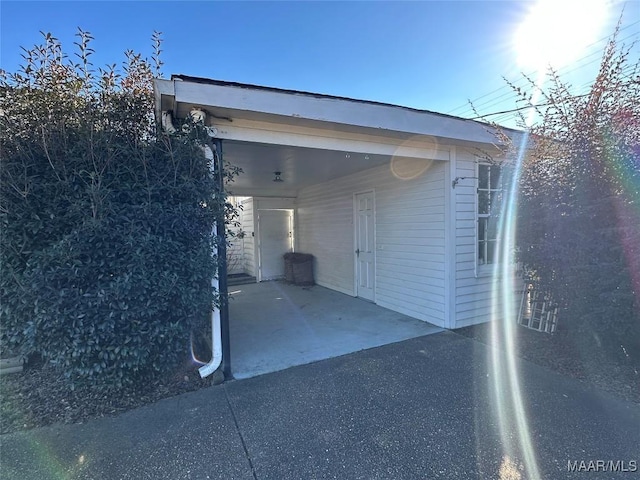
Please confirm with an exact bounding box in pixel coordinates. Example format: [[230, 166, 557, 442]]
[[0, 30, 236, 388], [501, 30, 640, 355]]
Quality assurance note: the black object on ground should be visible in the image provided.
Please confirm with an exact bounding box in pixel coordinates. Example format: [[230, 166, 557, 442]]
[[284, 253, 314, 286]]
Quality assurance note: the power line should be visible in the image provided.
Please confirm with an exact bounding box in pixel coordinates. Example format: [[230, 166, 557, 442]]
[[468, 74, 638, 121], [446, 22, 639, 119], [458, 49, 638, 125], [460, 28, 638, 117], [468, 97, 583, 121], [449, 22, 639, 116], [455, 34, 638, 119]]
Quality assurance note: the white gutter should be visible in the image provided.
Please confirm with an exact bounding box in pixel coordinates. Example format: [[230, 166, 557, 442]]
[[198, 141, 223, 378]]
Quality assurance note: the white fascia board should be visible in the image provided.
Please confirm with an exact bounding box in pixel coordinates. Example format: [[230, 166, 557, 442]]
[[171, 80, 507, 145], [153, 79, 176, 117], [154, 78, 175, 97], [214, 118, 451, 161]]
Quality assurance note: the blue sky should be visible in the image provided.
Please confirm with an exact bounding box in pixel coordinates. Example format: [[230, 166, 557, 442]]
[[1, 1, 638, 126]]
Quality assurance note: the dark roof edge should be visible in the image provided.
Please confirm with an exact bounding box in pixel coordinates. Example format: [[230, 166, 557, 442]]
[[169, 74, 523, 135]]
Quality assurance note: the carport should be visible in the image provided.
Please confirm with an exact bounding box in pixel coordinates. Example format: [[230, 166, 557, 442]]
[[154, 75, 515, 381]]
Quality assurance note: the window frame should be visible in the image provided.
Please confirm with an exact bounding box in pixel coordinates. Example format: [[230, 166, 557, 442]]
[[476, 161, 503, 274]]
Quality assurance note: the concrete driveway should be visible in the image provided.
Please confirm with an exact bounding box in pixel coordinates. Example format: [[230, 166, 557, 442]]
[[228, 281, 442, 379], [2, 331, 638, 479]]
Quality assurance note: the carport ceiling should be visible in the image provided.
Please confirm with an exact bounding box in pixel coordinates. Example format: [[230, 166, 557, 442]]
[[223, 140, 390, 197]]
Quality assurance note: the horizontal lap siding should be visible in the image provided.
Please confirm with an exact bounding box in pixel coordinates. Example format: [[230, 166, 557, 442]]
[[227, 238, 244, 274], [240, 198, 256, 276], [296, 179, 355, 295], [454, 154, 493, 326], [297, 161, 446, 326]]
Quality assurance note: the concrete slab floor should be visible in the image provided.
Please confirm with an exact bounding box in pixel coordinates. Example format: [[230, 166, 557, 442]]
[[228, 281, 443, 379]]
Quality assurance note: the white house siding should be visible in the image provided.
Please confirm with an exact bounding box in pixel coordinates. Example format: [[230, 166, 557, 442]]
[[227, 197, 248, 275], [296, 161, 447, 327], [453, 151, 497, 328], [239, 197, 256, 276], [227, 237, 244, 275]]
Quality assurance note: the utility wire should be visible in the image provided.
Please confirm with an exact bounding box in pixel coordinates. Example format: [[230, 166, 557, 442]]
[[460, 52, 638, 124], [460, 34, 638, 118], [468, 74, 638, 121], [468, 96, 585, 120], [455, 37, 638, 119], [447, 22, 639, 118], [448, 23, 639, 115]]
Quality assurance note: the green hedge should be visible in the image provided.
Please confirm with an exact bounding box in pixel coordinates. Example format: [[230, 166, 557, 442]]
[[0, 31, 235, 388]]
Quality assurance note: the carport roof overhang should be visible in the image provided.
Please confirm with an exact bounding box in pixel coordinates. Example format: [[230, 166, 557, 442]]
[[154, 76, 519, 196]]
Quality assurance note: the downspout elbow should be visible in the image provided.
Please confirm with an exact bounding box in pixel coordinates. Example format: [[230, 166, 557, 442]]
[[199, 142, 224, 379], [199, 275, 223, 378]]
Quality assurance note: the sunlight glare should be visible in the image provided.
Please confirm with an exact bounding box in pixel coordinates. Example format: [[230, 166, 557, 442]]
[[514, 0, 609, 69], [488, 91, 545, 479]]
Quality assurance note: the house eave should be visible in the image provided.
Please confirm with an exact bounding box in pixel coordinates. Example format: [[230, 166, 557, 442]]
[[153, 76, 523, 147]]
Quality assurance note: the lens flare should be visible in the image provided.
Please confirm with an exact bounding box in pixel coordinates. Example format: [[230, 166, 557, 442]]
[[390, 157, 434, 180], [389, 135, 440, 180], [489, 77, 546, 479], [604, 133, 640, 307]]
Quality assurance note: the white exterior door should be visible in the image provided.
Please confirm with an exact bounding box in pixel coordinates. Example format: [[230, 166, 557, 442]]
[[258, 209, 293, 281], [355, 192, 375, 301]]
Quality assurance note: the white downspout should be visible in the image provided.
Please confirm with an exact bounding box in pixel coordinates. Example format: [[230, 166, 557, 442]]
[[161, 111, 177, 134], [199, 142, 223, 378], [161, 109, 222, 378]]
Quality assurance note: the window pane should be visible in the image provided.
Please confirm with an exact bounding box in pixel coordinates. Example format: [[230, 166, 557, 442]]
[[487, 216, 498, 241], [478, 165, 489, 189], [478, 217, 486, 241], [478, 242, 486, 264], [489, 166, 501, 189], [478, 191, 489, 215], [486, 240, 497, 264], [489, 190, 502, 216]]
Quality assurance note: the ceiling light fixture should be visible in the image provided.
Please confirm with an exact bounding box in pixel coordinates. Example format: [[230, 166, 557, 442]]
[[273, 171, 283, 182]]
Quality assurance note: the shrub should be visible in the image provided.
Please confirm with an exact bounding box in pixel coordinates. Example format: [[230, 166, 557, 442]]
[[494, 29, 640, 356], [0, 30, 236, 388]]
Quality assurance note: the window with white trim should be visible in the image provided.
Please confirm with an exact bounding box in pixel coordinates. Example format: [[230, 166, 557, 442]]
[[477, 163, 502, 265]]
